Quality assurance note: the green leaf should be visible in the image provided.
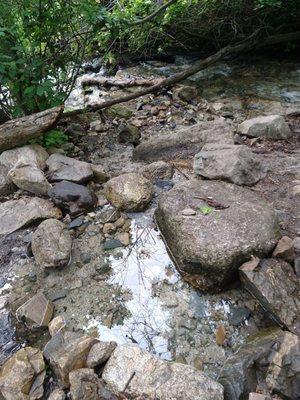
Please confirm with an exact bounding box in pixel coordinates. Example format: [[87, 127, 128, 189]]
[[199, 206, 213, 215]]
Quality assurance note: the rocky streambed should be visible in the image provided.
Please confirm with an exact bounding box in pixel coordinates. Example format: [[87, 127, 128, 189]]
[[0, 55, 299, 400]]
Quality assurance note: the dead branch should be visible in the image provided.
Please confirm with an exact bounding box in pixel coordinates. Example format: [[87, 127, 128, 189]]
[[81, 76, 163, 89], [131, 0, 177, 27]]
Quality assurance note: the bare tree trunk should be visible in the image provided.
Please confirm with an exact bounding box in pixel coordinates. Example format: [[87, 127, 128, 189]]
[[0, 105, 64, 152]]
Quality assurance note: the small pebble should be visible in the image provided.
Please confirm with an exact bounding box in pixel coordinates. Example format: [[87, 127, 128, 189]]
[[181, 208, 196, 216]]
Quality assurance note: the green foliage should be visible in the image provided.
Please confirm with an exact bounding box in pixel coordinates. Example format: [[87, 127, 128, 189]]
[[30, 129, 68, 148], [199, 206, 213, 215], [0, 0, 100, 117]]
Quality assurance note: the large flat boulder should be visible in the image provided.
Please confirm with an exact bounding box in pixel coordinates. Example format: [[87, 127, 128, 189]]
[[0, 346, 45, 400], [46, 154, 93, 183], [0, 197, 62, 235], [8, 164, 52, 196], [194, 144, 264, 186], [239, 258, 300, 335], [0, 144, 49, 171], [133, 118, 233, 162], [32, 219, 72, 268], [102, 344, 223, 400], [155, 180, 280, 292], [219, 328, 300, 400], [237, 115, 292, 140]]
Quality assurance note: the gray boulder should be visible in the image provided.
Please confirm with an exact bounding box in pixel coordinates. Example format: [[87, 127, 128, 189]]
[[46, 154, 93, 183], [86, 341, 117, 368], [194, 144, 264, 186], [102, 344, 223, 400], [0, 144, 49, 171], [8, 164, 52, 196], [237, 115, 292, 140], [48, 389, 66, 400], [0, 346, 45, 400], [155, 179, 280, 292], [32, 219, 72, 268], [0, 166, 16, 196], [133, 118, 234, 162], [0, 197, 62, 235], [239, 258, 300, 335], [219, 328, 300, 400], [141, 161, 174, 182], [16, 292, 54, 328], [104, 173, 153, 212], [48, 181, 97, 216]]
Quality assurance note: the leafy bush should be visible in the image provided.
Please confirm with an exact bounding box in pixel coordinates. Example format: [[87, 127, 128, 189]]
[[0, 0, 100, 117], [30, 129, 69, 149]]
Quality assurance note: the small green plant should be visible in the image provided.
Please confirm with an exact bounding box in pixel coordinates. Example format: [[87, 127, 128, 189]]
[[199, 206, 213, 215], [42, 130, 69, 148]]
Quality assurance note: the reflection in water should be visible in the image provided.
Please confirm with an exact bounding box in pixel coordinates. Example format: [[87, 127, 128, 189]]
[[85, 220, 178, 359]]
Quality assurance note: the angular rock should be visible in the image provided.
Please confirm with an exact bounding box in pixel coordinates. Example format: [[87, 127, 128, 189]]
[[172, 85, 198, 102], [48, 316, 66, 337], [219, 328, 299, 400], [238, 115, 292, 140], [104, 173, 153, 211], [102, 344, 223, 400], [141, 161, 174, 182], [194, 144, 264, 186], [69, 368, 118, 400], [32, 219, 72, 268], [46, 154, 93, 183], [48, 181, 97, 216], [8, 164, 52, 196], [155, 179, 280, 292], [0, 165, 16, 196], [105, 104, 133, 120], [240, 258, 300, 335], [47, 389, 66, 400], [272, 236, 294, 262], [133, 118, 233, 162], [0, 347, 45, 400], [248, 394, 269, 400], [43, 331, 98, 388], [87, 341, 117, 368], [0, 197, 62, 235], [0, 144, 49, 171], [16, 292, 54, 328], [118, 124, 141, 146], [91, 164, 109, 183]]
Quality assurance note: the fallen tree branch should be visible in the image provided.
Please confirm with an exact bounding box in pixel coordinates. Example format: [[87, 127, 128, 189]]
[[131, 0, 177, 26], [0, 105, 64, 152], [81, 76, 163, 89], [64, 30, 300, 117]]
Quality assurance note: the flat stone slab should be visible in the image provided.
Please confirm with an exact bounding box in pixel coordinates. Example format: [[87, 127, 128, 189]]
[[102, 344, 224, 400], [238, 115, 292, 140], [240, 258, 300, 335], [155, 179, 280, 292], [0, 197, 62, 235], [0, 144, 49, 171], [46, 154, 94, 183], [133, 118, 233, 162]]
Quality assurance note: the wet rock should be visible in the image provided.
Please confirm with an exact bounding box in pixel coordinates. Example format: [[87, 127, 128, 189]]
[[229, 307, 251, 326], [32, 219, 72, 268], [67, 217, 84, 229], [16, 292, 54, 328], [194, 144, 264, 186], [98, 208, 121, 224], [0, 346, 45, 400], [272, 236, 294, 262], [70, 368, 118, 400], [46, 154, 93, 183], [219, 328, 299, 400], [172, 85, 198, 102], [105, 104, 133, 120], [47, 388, 66, 400], [240, 258, 300, 335], [87, 341, 117, 368], [48, 181, 97, 216], [133, 118, 233, 162], [155, 179, 280, 292], [91, 164, 109, 183], [48, 316, 66, 337], [102, 344, 223, 400], [154, 179, 174, 191], [8, 164, 52, 196], [0, 197, 62, 235], [141, 161, 174, 182], [0, 165, 16, 196], [215, 325, 226, 346], [43, 331, 98, 388], [103, 239, 123, 250], [237, 115, 292, 140], [118, 124, 141, 146], [104, 173, 153, 211], [0, 144, 49, 171]]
